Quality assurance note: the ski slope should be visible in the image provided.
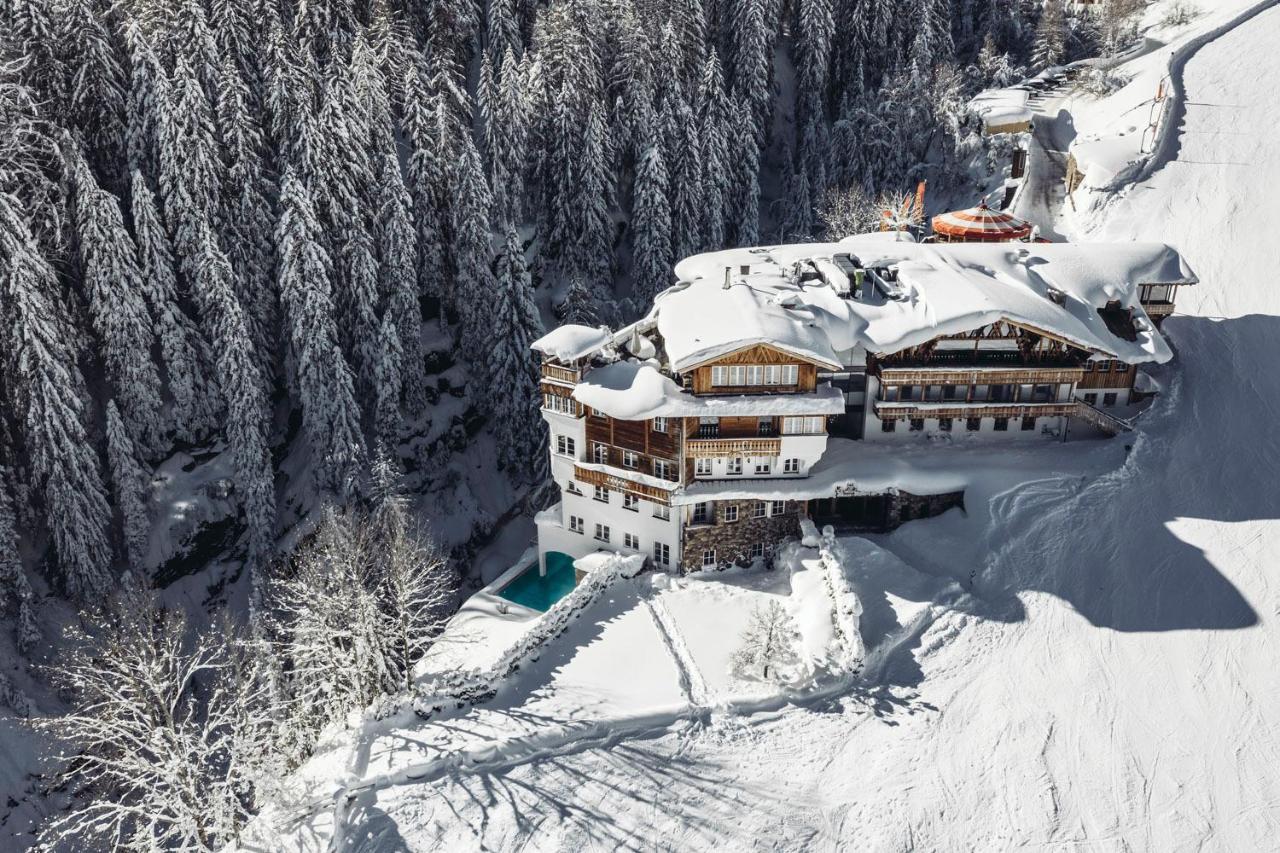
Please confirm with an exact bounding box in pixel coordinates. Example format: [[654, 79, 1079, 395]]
[[249, 6, 1280, 850]]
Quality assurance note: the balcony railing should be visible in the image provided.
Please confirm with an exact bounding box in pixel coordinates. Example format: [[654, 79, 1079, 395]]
[[541, 363, 582, 384], [686, 437, 782, 459]]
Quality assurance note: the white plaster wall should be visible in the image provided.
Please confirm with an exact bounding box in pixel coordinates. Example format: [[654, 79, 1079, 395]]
[[547, 486, 683, 569]]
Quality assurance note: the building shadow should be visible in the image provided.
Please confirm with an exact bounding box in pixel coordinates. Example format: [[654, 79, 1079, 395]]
[[861, 315, 1274, 634]]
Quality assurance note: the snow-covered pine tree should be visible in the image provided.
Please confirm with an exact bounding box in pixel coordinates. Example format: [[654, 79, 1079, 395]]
[[0, 193, 113, 599], [630, 141, 673, 305], [558, 273, 600, 326], [104, 400, 151, 571], [275, 169, 366, 499], [373, 313, 404, 452], [59, 0, 127, 189], [451, 131, 497, 353], [401, 61, 452, 307], [0, 473, 39, 653], [71, 155, 166, 456], [124, 31, 162, 179], [485, 0, 522, 67], [795, 0, 835, 128], [375, 155, 428, 415], [729, 93, 762, 246], [488, 47, 528, 226], [488, 225, 544, 474], [191, 225, 277, 571], [1031, 0, 1068, 71], [215, 55, 278, 373], [697, 53, 730, 251], [729, 0, 774, 144], [129, 173, 219, 443], [666, 87, 703, 262], [569, 99, 615, 294], [158, 56, 224, 287]]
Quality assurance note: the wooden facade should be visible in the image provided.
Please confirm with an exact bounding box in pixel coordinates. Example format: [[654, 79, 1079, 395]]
[[687, 344, 822, 394], [573, 465, 674, 506], [584, 412, 682, 481], [1078, 361, 1136, 389], [878, 366, 1085, 386]]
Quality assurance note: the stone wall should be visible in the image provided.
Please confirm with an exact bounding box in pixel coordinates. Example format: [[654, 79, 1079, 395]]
[[885, 489, 965, 528], [680, 499, 803, 572]]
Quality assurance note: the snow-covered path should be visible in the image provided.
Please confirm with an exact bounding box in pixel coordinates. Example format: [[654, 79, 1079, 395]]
[[1013, 82, 1076, 239]]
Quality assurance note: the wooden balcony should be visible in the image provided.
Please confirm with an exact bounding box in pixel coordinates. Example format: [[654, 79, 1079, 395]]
[[685, 437, 783, 459], [573, 465, 674, 505], [878, 365, 1085, 386], [1141, 301, 1175, 318], [875, 401, 1078, 420], [541, 363, 581, 385]]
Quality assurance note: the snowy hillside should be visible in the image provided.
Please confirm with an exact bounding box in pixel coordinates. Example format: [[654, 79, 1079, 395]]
[[237, 3, 1280, 849]]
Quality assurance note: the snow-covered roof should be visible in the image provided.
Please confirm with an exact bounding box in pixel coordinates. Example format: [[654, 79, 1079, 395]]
[[969, 88, 1034, 130], [572, 361, 846, 421], [659, 237, 1194, 369], [531, 324, 613, 362]]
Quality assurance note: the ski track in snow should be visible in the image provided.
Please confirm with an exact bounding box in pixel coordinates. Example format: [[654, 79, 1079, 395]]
[[644, 595, 712, 708], [260, 7, 1280, 849]]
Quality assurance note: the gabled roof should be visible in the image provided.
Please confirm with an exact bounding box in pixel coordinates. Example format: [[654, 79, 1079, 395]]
[[657, 237, 1189, 367]]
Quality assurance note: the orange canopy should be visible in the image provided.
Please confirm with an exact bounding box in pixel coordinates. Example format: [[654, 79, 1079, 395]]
[[931, 203, 1033, 242]]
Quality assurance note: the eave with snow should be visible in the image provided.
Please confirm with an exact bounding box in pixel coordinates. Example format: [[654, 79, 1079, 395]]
[[527, 234, 1197, 575]]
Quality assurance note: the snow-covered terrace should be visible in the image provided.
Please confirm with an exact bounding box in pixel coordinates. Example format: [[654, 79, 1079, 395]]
[[969, 87, 1034, 133], [659, 236, 1194, 372]]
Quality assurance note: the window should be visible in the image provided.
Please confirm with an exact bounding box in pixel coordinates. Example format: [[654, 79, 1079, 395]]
[[692, 502, 710, 524], [622, 450, 639, 469], [783, 416, 824, 434], [711, 364, 798, 386], [1021, 416, 1037, 431], [592, 442, 608, 464], [924, 385, 942, 402], [754, 460, 771, 475], [783, 458, 800, 474], [653, 459, 674, 480], [939, 418, 953, 432], [1103, 392, 1118, 406], [702, 549, 717, 568], [1114, 361, 1129, 372], [654, 541, 670, 566], [770, 500, 786, 516], [899, 385, 919, 402], [569, 515, 584, 534], [750, 543, 764, 559], [966, 417, 981, 432], [942, 385, 963, 402], [727, 458, 743, 475], [624, 532, 639, 549], [652, 417, 667, 433], [543, 393, 576, 414], [697, 416, 719, 437], [590, 407, 606, 418], [565, 481, 582, 495], [881, 418, 897, 433], [909, 418, 924, 432], [594, 523, 610, 542], [989, 384, 1015, 403], [757, 417, 775, 436], [653, 504, 671, 520], [752, 501, 767, 519], [881, 385, 900, 402], [1030, 384, 1053, 403], [593, 485, 610, 503], [1083, 393, 1098, 406], [556, 435, 575, 456], [695, 458, 712, 476], [994, 417, 1009, 431], [724, 505, 739, 522], [623, 493, 639, 511]]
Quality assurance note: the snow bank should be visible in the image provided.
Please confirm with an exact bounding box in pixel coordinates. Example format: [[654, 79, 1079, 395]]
[[530, 324, 612, 362]]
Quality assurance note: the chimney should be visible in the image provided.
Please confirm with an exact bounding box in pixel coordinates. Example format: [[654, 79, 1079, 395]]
[[723, 267, 732, 289]]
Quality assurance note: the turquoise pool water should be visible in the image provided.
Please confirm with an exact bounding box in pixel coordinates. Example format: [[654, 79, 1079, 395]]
[[497, 552, 577, 611]]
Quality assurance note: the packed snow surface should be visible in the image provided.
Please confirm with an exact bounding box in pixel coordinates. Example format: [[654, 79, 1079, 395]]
[[660, 238, 1191, 372], [969, 87, 1034, 129]]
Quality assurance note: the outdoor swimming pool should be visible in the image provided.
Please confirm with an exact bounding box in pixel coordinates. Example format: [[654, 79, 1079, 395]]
[[496, 551, 576, 612]]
